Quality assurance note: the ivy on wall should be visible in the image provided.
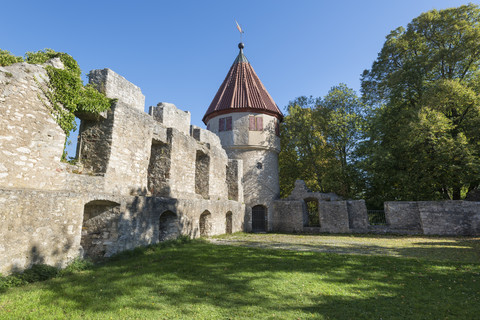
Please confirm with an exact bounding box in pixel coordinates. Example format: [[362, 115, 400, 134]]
[[1, 49, 114, 159]]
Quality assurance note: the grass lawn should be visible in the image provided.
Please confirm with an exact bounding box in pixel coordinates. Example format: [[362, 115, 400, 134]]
[[0, 235, 479, 319]]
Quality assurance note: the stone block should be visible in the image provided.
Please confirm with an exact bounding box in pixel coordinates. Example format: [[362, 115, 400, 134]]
[[347, 200, 369, 231], [418, 201, 480, 236], [272, 200, 304, 233], [149, 102, 191, 136], [384, 201, 422, 232], [319, 201, 350, 233], [89, 68, 145, 112], [191, 125, 222, 147]]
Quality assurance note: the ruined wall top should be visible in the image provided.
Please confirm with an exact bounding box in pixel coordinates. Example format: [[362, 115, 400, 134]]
[[149, 102, 191, 136], [89, 68, 145, 112], [286, 180, 341, 201]]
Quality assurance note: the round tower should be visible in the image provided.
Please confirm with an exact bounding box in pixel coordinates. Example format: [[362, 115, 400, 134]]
[[203, 43, 283, 232]]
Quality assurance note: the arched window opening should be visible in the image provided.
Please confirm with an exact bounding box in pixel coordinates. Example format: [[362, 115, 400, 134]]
[[81, 200, 121, 259], [159, 211, 180, 241], [252, 205, 267, 233], [199, 210, 212, 237]]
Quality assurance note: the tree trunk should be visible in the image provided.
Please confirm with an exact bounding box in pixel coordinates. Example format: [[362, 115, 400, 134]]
[[452, 187, 461, 200]]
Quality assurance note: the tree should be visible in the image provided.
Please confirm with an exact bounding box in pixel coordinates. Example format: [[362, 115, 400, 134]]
[[279, 96, 328, 197], [317, 84, 366, 197], [279, 85, 366, 198], [360, 4, 480, 202]]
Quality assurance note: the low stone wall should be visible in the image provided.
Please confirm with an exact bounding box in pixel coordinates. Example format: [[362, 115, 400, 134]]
[[275, 180, 480, 236], [272, 200, 304, 233], [0, 189, 84, 274], [0, 188, 244, 275], [347, 200, 369, 231], [318, 201, 351, 233], [384, 202, 423, 232], [384, 201, 480, 235]]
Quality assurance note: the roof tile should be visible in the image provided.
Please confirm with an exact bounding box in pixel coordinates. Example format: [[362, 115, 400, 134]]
[[203, 44, 283, 123]]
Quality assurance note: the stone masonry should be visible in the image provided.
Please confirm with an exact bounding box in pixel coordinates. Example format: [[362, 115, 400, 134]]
[[0, 61, 244, 275], [273, 180, 480, 236], [1, 58, 479, 275]]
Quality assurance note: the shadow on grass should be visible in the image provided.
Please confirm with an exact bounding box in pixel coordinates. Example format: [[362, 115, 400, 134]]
[[9, 240, 478, 319]]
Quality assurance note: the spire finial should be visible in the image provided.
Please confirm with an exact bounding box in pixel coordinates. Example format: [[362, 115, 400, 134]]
[[238, 42, 244, 50]]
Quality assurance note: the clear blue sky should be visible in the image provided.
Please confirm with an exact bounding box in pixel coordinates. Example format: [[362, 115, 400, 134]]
[[1, 0, 472, 157]]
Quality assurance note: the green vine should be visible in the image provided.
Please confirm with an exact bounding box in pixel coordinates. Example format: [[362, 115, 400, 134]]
[[1, 48, 114, 160], [0, 49, 23, 66]]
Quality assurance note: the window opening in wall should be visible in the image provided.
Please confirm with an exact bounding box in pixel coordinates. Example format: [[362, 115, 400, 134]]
[[226, 161, 239, 201], [148, 139, 171, 196], [249, 115, 263, 131], [275, 118, 280, 136], [199, 210, 212, 237], [256, 162, 263, 169], [252, 205, 267, 232], [305, 199, 320, 227], [195, 150, 210, 199], [81, 200, 121, 259], [367, 209, 387, 225], [218, 116, 232, 132], [226, 211, 233, 234], [159, 211, 180, 241]]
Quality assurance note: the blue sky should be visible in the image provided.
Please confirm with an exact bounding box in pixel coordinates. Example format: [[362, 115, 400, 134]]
[[1, 0, 472, 157]]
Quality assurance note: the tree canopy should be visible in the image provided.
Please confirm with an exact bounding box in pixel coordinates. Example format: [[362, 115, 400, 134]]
[[279, 85, 366, 198], [359, 3, 480, 203], [280, 4, 480, 205]]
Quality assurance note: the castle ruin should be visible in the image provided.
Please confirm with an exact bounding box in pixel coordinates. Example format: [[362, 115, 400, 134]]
[[1, 44, 479, 275]]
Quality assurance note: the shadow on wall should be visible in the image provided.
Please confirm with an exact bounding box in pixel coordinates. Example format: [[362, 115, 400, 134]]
[[8, 230, 75, 276], [79, 196, 239, 260], [81, 200, 122, 260]]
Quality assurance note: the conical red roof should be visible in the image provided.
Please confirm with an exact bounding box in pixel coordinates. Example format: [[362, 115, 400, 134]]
[[202, 43, 283, 124]]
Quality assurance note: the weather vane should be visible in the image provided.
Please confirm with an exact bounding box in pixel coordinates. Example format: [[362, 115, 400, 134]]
[[235, 20, 244, 42]]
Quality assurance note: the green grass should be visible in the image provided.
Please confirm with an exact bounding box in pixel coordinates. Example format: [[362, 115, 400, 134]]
[[0, 236, 479, 319], [212, 233, 480, 263]]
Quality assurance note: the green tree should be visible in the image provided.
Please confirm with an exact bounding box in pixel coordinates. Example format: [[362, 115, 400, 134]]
[[279, 96, 327, 197], [360, 4, 480, 203], [279, 85, 365, 198], [318, 84, 366, 197]]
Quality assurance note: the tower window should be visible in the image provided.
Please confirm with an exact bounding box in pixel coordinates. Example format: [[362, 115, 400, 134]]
[[219, 116, 232, 132], [275, 119, 280, 136], [249, 115, 263, 131]]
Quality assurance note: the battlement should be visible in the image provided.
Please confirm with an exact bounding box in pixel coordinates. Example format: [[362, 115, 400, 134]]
[[0, 63, 245, 275]]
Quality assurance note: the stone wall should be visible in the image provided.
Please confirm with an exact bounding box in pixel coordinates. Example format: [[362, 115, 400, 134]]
[[89, 68, 145, 112], [0, 188, 244, 274], [0, 62, 68, 191], [0, 64, 245, 275], [0, 189, 84, 274], [272, 200, 304, 233], [275, 180, 480, 236], [385, 201, 480, 236], [274, 180, 367, 233], [384, 202, 423, 232]]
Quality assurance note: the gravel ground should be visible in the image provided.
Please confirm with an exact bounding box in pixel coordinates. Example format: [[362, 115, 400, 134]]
[[209, 233, 480, 263]]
